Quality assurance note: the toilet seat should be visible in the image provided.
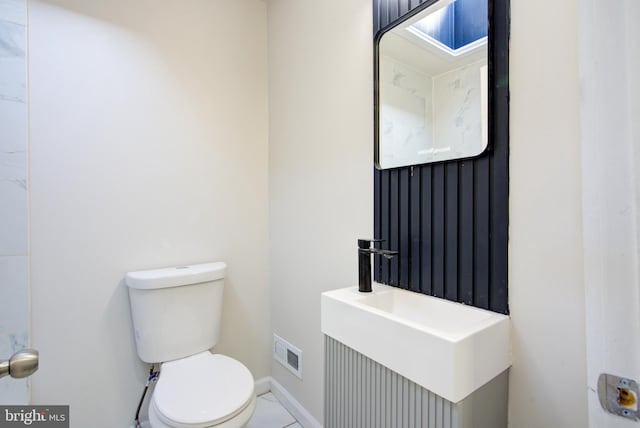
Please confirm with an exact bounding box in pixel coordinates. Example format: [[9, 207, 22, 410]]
[[151, 351, 255, 428]]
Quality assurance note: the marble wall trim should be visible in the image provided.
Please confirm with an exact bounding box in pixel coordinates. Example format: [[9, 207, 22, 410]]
[[0, 0, 29, 405]]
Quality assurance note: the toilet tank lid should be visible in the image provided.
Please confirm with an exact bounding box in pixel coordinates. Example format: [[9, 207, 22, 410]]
[[125, 262, 226, 290]]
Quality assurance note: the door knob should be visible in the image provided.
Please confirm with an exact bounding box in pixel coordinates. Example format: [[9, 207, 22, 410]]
[[0, 349, 39, 379]]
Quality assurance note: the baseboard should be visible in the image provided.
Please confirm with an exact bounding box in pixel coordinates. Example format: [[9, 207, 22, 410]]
[[254, 376, 271, 396], [269, 377, 322, 428]]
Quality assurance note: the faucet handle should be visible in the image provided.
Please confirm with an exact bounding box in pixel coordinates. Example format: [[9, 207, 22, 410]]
[[376, 249, 398, 259], [357, 239, 384, 249]]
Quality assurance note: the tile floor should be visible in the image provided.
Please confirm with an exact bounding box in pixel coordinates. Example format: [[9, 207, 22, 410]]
[[137, 391, 299, 428], [246, 392, 301, 428]]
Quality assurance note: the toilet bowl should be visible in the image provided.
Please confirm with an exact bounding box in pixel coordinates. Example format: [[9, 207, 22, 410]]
[[149, 351, 256, 428], [148, 352, 256, 428], [125, 262, 256, 428]]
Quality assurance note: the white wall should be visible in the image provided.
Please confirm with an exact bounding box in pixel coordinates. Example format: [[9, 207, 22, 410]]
[[579, 1, 640, 426], [267, 0, 374, 422], [509, 0, 589, 426], [28, 1, 270, 426], [0, 0, 29, 404]]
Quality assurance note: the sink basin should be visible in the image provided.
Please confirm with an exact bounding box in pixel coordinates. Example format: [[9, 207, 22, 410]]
[[321, 283, 510, 403]]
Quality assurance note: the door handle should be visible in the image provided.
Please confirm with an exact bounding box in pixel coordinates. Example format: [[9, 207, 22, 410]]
[[0, 349, 39, 379]]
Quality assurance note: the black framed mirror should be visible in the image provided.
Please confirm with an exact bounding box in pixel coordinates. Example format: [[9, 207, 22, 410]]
[[374, 0, 498, 170]]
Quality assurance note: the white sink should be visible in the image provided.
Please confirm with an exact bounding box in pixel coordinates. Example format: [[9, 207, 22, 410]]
[[321, 283, 510, 403]]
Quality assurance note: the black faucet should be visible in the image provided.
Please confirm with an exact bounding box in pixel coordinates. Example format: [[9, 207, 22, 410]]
[[358, 239, 398, 292]]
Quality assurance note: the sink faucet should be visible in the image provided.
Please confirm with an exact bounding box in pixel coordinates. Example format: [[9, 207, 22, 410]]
[[358, 239, 398, 292]]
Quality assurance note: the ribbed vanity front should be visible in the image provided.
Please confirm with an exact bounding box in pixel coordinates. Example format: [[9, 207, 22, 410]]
[[324, 336, 508, 428], [324, 336, 457, 428]]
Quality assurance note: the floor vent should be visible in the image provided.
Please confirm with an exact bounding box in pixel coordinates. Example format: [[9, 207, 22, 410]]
[[273, 333, 302, 379]]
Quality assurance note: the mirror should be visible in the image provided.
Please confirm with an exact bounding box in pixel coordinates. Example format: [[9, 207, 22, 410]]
[[375, 0, 488, 169]]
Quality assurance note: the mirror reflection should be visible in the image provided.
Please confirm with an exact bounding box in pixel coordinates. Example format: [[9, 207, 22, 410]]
[[375, 0, 488, 169]]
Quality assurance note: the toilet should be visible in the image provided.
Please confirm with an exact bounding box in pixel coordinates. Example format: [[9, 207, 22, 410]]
[[125, 262, 256, 428]]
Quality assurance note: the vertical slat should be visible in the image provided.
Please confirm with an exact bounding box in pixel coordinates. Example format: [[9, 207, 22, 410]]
[[409, 380, 416, 427], [445, 163, 459, 301], [380, 170, 390, 283], [381, 363, 387, 427], [474, 156, 490, 309], [388, 0, 400, 23], [324, 337, 328, 427], [334, 338, 338, 428], [391, 371, 397, 426], [343, 340, 347, 428], [354, 351, 358, 428], [374, 168, 381, 283], [371, 357, 375, 427], [333, 339, 338, 427], [373, 0, 380, 36], [362, 354, 366, 428], [418, 387, 424, 427], [397, 371, 402, 426], [333, 341, 343, 427], [340, 339, 345, 427], [399, 168, 410, 289], [330, 337, 334, 428], [382, 364, 386, 428], [375, 363, 380, 428], [343, 340, 348, 426], [390, 169, 400, 285], [436, 397, 443, 427], [363, 353, 368, 428], [337, 339, 341, 427], [422, 389, 429, 427], [431, 390, 436, 428], [347, 343, 352, 427], [329, 338, 333, 427], [337, 340, 341, 427], [444, 399, 452, 428], [421, 166, 433, 295], [379, 0, 389, 28], [390, 368, 395, 428], [387, 0, 395, 27], [491, 153, 508, 313], [329, 336, 332, 427], [350, 346, 355, 427], [490, 0, 510, 314], [396, 372, 402, 427], [399, 0, 411, 17], [324, 336, 336, 428], [358, 353, 363, 428], [432, 164, 445, 298], [451, 404, 459, 428], [410, 167, 422, 292], [459, 161, 474, 305], [403, 377, 409, 426], [330, 338, 334, 427]]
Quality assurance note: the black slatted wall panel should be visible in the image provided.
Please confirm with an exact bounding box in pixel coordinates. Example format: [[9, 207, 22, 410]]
[[373, 0, 509, 314]]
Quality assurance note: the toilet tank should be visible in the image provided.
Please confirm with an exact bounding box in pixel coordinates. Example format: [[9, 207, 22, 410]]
[[125, 262, 226, 363]]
